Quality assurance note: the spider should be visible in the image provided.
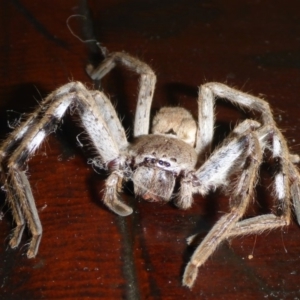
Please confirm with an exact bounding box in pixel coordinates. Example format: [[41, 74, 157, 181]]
[[1, 50, 300, 289]]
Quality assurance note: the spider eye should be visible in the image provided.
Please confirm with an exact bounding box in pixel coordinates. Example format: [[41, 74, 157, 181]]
[[164, 162, 170, 167], [158, 160, 164, 165], [151, 158, 156, 164]]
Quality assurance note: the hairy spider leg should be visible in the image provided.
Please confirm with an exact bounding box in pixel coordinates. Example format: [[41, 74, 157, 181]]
[[183, 125, 263, 288], [0, 82, 128, 257], [196, 82, 275, 157], [225, 126, 298, 238], [176, 120, 262, 210], [183, 120, 300, 288], [86, 51, 156, 137]]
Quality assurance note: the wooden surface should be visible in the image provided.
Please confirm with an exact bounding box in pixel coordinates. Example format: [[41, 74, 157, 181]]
[[1, 1, 300, 299]]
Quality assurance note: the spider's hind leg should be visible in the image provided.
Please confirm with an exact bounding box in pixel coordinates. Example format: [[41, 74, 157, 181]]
[[224, 126, 294, 239]]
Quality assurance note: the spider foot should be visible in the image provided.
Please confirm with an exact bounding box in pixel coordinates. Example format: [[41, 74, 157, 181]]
[[26, 234, 42, 258], [182, 262, 198, 289], [9, 224, 25, 249], [106, 200, 133, 217]]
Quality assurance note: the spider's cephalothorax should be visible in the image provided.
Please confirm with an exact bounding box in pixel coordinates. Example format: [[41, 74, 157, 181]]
[[1, 51, 300, 289], [130, 133, 198, 202]]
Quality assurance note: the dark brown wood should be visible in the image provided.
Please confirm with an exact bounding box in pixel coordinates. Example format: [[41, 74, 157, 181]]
[[1, 0, 300, 299]]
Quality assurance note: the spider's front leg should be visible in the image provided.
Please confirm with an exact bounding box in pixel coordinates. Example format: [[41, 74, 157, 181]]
[[181, 125, 263, 288], [0, 82, 131, 257], [0, 85, 76, 257]]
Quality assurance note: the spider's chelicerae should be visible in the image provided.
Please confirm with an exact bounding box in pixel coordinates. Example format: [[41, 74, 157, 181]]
[[1, 51, 300, 289]]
